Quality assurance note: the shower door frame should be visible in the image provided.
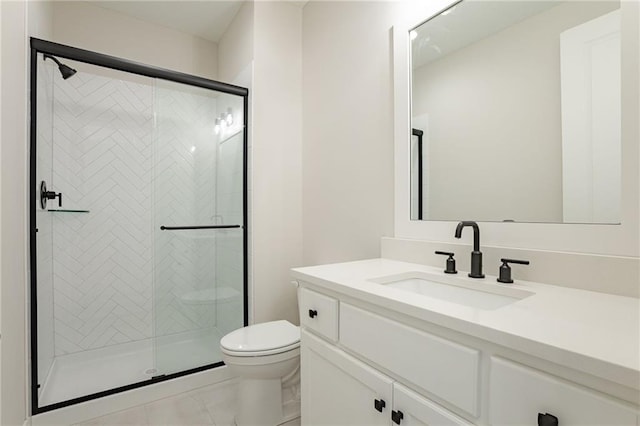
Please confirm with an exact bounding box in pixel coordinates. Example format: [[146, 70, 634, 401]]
[[29, 37, 249, 415]]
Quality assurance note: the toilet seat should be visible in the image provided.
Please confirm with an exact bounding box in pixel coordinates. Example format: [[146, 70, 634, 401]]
[[221, 342, 300, 357], [220, 320, 300, 357]]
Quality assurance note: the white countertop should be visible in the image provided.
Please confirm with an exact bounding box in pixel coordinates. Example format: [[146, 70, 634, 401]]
[[291, 258, 640, 391]]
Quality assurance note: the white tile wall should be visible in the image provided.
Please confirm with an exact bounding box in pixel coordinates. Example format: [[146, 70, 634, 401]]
[[51, 73, 155, 356]]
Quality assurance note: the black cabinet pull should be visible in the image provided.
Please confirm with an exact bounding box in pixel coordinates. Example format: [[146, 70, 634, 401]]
[[308, 309, 318, 318], [538, 413, 558, 426], [392, 410, 404, 424], [374, 399, 385, 412]]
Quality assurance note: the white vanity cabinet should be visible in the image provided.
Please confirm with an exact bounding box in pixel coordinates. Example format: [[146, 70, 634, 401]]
[[302, 329, 472, 426], [296, 279, 640, 426]]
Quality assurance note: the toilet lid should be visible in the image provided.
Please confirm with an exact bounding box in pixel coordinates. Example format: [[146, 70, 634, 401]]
[[220, 320, 300, 353]]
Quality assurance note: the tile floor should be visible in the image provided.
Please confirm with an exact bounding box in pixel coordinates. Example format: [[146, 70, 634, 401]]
[[73, 379, 301, 426]]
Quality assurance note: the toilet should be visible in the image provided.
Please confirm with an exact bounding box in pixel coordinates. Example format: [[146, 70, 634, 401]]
[[220, 320, 300, 426]]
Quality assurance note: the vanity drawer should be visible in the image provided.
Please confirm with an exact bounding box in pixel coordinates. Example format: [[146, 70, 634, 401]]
[[489, 357, 637, 425], [340, 303, 480, 416], [298, 287, 339, 342]]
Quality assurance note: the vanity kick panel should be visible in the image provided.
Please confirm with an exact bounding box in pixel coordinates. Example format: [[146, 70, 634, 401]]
[[489, 357, 637, 426], [339, 303, 480, 416]]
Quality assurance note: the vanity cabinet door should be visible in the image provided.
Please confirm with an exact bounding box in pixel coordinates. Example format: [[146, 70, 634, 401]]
[[393, 383, 473, 426], [489, 357, 637, 426], [301, 330, 393, 426]]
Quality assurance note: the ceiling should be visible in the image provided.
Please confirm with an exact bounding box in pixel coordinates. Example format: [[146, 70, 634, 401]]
[[91, 1, 246, 43]]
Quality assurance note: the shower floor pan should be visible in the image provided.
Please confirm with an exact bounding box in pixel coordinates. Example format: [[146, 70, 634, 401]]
[[38, 327, 224, 408]]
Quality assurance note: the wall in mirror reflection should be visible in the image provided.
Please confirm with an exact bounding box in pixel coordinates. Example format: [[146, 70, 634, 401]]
[[410, 0, 622, 224]]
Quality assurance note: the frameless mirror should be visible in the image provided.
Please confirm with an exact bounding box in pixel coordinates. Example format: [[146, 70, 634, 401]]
[[410, 0, 622, 224]]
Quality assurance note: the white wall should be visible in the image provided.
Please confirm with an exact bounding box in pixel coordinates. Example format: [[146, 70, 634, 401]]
[[27, 0, 53, 41], [252, 1, 303, 325], [1, 2, 28, 423], [302, 1, 396, 266], [50, 2, 218, 81], [218, 1, 254, 84]]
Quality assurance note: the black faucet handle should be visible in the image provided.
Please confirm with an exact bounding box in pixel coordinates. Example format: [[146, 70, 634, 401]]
[[435, 251, 457, 274], [497, 258, 530, 283], [501, 258, 530, 265]]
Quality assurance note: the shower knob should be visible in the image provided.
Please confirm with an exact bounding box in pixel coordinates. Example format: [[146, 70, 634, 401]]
[[40, 181, 62, 209]]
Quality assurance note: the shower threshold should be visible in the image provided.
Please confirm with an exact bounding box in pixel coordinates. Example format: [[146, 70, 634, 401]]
[[38, 327, 224, 408]]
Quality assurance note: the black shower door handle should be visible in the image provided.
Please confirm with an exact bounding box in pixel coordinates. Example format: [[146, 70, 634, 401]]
[[160, 225, 241, 231]]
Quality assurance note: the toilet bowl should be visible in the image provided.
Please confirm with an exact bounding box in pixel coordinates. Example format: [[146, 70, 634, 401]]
[[221, 320, 300, 426]]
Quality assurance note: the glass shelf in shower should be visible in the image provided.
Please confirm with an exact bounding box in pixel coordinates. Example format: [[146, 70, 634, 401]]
[[47, 209, 90, 213]]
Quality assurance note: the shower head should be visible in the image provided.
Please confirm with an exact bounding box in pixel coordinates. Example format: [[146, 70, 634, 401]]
[[43, 54, 77, 80]]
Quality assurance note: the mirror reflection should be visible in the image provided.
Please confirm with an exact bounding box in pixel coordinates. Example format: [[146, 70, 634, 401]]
[[410, 0, 622, 224]]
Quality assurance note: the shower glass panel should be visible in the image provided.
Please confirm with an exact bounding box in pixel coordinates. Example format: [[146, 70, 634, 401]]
[[30, 39, 248, 414], [153, 80, 245, 376]]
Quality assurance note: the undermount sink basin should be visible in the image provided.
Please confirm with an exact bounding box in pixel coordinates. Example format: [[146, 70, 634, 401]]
[[369, 271, 534, 310]]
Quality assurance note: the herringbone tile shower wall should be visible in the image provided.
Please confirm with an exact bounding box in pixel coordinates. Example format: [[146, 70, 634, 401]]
[[51, 74, 156, 356]]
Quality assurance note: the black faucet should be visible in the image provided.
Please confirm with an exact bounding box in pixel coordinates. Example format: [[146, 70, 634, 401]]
[[454, 221, 484, 278]]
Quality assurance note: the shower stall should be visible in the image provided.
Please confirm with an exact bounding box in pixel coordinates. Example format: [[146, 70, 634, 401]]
[[29, 38, 248, 414]]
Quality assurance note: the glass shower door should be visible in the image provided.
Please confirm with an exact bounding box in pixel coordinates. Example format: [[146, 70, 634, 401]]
[[153, 80, 245, 376], [31, 38, 249, 413]]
